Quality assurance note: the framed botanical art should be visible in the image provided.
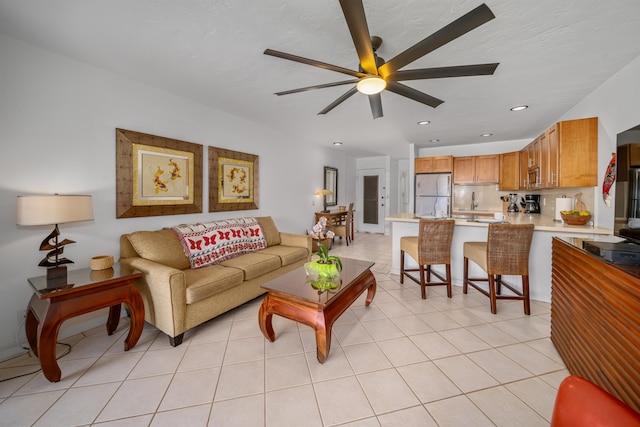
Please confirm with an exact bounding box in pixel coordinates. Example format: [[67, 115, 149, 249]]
[[116, 128, 203, 218], [209, 147, 259, 212]]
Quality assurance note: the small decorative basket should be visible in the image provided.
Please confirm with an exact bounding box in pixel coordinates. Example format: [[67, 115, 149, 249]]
[[90, 255, 114, 270], [561, 213, 591, 226]]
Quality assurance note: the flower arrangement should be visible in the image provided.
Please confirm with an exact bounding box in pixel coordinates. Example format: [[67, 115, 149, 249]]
[[310, 216, 335, 240], [315, 243, 342, 271]]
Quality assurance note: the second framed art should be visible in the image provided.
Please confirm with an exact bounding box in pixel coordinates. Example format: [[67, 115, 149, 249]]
[[209, 147, 259, 212]]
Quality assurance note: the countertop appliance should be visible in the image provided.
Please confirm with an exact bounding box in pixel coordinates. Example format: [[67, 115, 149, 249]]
[[522, 194, 541, 214], [507, 193, 520, 212], [415, 173, 451, 216]]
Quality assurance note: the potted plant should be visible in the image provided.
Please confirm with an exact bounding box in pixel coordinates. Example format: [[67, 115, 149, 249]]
[[305, 243, 342, 289]]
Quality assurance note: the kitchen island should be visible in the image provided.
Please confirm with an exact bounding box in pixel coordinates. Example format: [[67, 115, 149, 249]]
[[386, 212, 612, 302]]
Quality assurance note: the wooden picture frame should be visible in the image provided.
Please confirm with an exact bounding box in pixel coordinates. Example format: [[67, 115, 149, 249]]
[[324, 166, 338, 207], [116, 128, 203, 218], [209, 147, 259, 212]]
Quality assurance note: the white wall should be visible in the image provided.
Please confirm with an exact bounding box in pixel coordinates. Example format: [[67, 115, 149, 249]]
[[0, 35, 356, 360]]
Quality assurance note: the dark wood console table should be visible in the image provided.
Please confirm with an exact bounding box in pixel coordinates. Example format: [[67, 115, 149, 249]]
[[551, 237, 640, 411], [26, 264, 143, 382]]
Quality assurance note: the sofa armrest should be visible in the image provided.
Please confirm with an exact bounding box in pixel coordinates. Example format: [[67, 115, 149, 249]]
[[119, 256, 187, 336], [279, 232, 313, 252]]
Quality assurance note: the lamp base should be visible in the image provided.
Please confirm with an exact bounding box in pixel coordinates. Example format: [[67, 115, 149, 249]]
[[321, 209, 330, 213], [46, 265, 68, 288]]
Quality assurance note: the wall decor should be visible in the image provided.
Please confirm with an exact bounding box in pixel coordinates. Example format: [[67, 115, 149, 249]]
[[209, 147, 259, 212], [116, 128, 203, 218], [324, 166, 338, 207]]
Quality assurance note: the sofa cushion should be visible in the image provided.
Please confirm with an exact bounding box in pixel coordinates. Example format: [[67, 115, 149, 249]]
[[259, 245, 309, 267], [256, 216, 281, 247], [220, 252, 281, 281], [184, 265, 244, 304], [127, 229, 190, 270]]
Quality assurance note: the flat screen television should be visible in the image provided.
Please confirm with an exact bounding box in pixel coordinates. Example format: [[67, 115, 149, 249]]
[[615, 123, 640, 245]]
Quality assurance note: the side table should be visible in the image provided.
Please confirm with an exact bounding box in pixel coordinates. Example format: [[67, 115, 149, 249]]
[[25, 264, 144, 382]]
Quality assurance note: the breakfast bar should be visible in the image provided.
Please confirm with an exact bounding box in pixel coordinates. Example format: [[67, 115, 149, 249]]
[[386, 212, 612, 302]]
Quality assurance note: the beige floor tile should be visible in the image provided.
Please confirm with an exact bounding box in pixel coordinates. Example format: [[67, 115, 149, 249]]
[[378, 405, 438, 427], [493, 316, 550, 341], [375, 300, 417, 318], [189, 318, 232, 344], [92, 414, 153, 426], [376, 337, 428, 366], [361, 318, 404, 341], [468, 385, 549, 426], [465, 323, 519, 347], [358, 368, 421, 414], [397, 361, 461, 403], [333, 322, 374, 346], [425, 395, 494, 427], [214, 360, 264, 401], [13, 356, 97, 395], [34, 382, 119, 426], [438, 328, 492, 353], [350, 305, 388, 322], [305, 348, 354, 382], [506, 376, 559, 422], [159, 367, 219, 411], [467, 348, 534, 383], [498, 343, 564, 375], [409, 332, 461, 360], [442, 308, 486, 327], [266, 353, 311, 391], [314, 376, 374, 425], [223, 336, 264, 365], [266, 384, 323, 427], [264, 330, 304, 358], [74, 352, 143, 386], [389, 315, 433, 336], [209, 394, 264, 426], [0, 390, 65, 426], [96, 375, 173, 422], [433, 355, 499, 393], [128, 347, 186, 379], [228, 317, 264, 340], [178, 341, 226, 371], [417, 312, 462, 331], [342, 342, 392, 374], [151, 404, 211, 427], [526, 337, 564, 364]]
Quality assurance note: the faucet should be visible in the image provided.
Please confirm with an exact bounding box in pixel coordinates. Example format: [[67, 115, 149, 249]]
[[471, 191, 478, 211]]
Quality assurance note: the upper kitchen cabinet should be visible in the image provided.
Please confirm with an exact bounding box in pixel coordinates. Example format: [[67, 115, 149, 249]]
[[553, 117, 598, 187], [415, 155, 453, 173], [453, 155, 499, 184], [499, 151, 520, 190]]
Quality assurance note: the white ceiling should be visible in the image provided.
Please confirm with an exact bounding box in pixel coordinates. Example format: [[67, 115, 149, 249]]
[[2, 0, 640, 159]]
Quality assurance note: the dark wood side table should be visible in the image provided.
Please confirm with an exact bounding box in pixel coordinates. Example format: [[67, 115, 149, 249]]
[[25, 264, 144, 382]]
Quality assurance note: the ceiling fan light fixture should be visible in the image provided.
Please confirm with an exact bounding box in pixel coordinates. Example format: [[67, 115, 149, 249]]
[[356, 77, 386, 95]]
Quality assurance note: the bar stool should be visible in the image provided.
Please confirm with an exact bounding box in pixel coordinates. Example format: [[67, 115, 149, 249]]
[[400, 219, 455, 299], [463, 223, 534, 314]]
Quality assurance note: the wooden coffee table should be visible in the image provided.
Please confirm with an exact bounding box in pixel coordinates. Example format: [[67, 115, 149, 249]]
[[258, 258, 376, 363]]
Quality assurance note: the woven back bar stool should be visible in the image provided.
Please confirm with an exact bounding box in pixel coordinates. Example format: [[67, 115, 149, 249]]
[[400, 219, 455, 299], [463, 223, 534, 314]]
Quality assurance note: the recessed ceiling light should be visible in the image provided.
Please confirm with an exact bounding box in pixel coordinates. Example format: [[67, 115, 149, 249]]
[[429, 139, 439, 143], [417, 120, 430, 125], [510, 105, 528, 111], [481, 133, 493, 137], [332, 141, 343, 146]]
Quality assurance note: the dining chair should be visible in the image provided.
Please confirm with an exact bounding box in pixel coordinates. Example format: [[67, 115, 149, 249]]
[[551, 376, 640, 426], [400, 219, 455, 299], [463, 223, 534, 314], [333, 207, 353, 246]]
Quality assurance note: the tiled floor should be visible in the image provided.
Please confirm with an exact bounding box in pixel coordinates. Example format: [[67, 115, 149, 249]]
[[0, 232, 568, 426]]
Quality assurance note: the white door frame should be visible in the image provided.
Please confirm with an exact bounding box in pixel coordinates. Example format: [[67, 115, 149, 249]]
[[357, 168, 386, 234]]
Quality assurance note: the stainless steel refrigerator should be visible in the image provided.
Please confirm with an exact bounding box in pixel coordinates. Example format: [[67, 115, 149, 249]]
[[629, 167, 640, 218], [415, 173, 452, 216]]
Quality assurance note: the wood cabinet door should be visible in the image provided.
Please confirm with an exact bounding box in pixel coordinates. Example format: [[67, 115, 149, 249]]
[[475, 155, 499, 183], [558, 117, 598, 187], [520, 150, 530, 189], [499, 151, 520, 190], [453, 156, 475, 183], [432, 156, 453, 173], [546, 124, 559, 187], [415, 157, 433, 173]]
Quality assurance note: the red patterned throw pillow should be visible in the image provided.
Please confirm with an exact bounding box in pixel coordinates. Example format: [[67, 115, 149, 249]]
[[171, 217, 267, 268]]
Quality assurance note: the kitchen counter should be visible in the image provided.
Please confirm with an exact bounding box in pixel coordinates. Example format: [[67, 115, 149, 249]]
[[385, 213, 613, 303]]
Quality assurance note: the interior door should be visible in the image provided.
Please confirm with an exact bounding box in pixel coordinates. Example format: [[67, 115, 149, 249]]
[[358, 169, 386, 234]]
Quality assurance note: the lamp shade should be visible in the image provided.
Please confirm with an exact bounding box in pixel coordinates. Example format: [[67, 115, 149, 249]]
[[315, 189, 334, 196], [17, 195, 94, 226]]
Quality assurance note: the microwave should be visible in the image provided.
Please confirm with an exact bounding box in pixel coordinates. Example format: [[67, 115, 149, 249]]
[[527, 168, 540, 189]]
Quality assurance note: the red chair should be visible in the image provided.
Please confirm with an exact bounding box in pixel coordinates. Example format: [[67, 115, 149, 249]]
[[551, 376, 640, 426]]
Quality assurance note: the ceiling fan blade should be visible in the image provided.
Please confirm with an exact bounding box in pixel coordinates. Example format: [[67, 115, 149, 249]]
[[388, 63, 499, 81], [378, 3, 495, 77], [339, 0, 378, 75], [275, 80, 358, 96], [368, 93, 383, 119], [264, 49, 366, 78], [318, 87, 358, 115], [385, 82, 444, 108]]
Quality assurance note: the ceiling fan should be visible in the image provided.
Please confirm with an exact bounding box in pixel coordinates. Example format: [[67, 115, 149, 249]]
[[264, 1, 499, 119]]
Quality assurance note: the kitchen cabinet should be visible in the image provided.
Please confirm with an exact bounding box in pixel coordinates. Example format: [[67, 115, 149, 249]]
[[415, 155, 453, 173], [499, 151, 520, 190], [453, 155, 499, 184], [554, 117, 598, 187], [541, 123, 558, 188]]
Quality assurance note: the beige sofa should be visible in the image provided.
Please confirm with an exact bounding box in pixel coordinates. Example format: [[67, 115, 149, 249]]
[[119, 216, 312, 346]]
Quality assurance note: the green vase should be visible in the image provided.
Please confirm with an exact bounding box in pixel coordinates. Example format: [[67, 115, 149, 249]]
[[304, 261, 340, 290]]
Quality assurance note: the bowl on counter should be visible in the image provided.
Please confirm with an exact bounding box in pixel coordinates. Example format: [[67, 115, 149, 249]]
[[561, 212, 591, 225]]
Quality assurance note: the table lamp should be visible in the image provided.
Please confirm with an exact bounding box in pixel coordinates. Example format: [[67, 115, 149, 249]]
[[17, 194, 94, 284], [315, 189, 334, 213]]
